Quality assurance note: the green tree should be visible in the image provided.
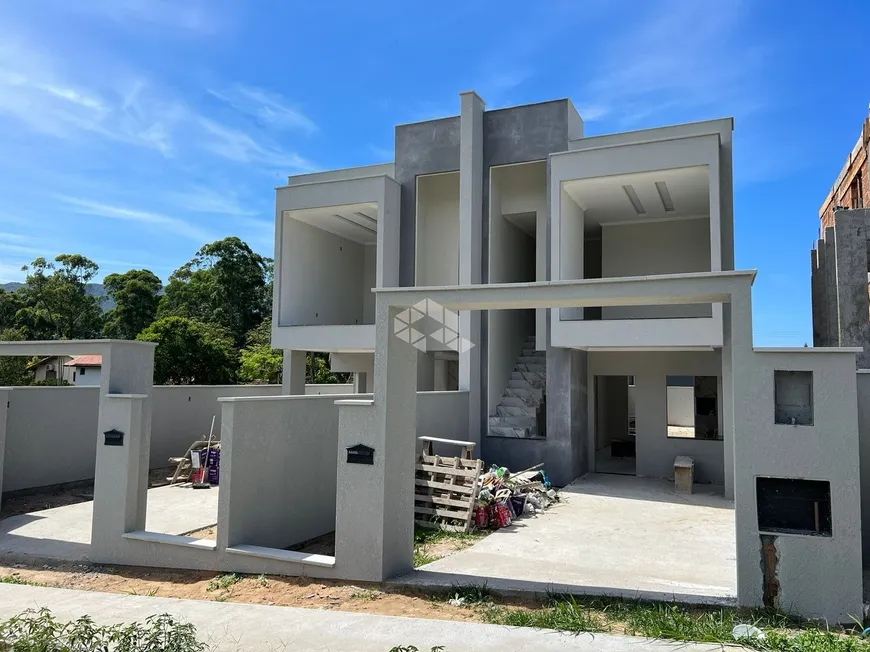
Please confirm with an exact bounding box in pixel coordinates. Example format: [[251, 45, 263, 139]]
[[102, 269, 162, 339], [0, 288, 24, 331], [15, 255, 103, 339], [238, 319, 282, 384], [0, 328, 32, 386], [137, 316, 236, 385], [159, 238, 271, 347]]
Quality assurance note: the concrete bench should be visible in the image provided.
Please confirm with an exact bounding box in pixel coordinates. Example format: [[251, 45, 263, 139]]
[[674, 456, 694, 494]]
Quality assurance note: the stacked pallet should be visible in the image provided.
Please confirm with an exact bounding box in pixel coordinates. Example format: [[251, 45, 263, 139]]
[[414, 437, 483, 533]]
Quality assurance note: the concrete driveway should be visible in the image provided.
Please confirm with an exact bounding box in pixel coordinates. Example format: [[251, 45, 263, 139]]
[[0, 485, 219, 563], [398, 473, 737, 604]]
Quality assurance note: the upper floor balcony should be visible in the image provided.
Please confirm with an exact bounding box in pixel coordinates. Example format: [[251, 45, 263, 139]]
[[272, 166, 400, 352], [548, 119, 733, 349]]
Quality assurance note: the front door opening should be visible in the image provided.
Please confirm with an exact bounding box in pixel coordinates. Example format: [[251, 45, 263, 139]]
[[594, 375, 636, 475]]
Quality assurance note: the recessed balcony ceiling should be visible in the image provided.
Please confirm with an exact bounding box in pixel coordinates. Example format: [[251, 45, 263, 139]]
[[285, 202, 378, 245], [562, 166, 709, 226]]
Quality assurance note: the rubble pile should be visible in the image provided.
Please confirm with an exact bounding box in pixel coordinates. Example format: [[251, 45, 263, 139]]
[[473, 463, 558, 530]]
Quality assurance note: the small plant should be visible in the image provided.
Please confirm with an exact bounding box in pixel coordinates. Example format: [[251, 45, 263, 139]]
[[0, 574, 43, 587], [206, 573, 240, 592], [351, 588, 381, 601], [413, 548, 437, 568], [0, 609, 207, 651], [389, 647, 445, 652], [449, 582, 492, 606], [256, 574, 270, 588]]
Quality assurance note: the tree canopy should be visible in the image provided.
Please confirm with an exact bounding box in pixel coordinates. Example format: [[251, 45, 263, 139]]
[[103, 269, 162, 340], [159, 237, 272, 348], [137, 316, 237, 385]]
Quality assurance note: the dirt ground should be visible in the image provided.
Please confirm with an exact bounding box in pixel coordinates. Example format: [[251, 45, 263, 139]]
[[0, 468, 174, 520]]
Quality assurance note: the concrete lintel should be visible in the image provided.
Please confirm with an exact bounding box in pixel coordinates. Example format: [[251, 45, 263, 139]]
[[0, 340, 156, 356], [753, 347, 864, 354], [374, 271, 755, 311]]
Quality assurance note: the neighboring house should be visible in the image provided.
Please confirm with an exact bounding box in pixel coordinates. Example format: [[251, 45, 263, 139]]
[[819, 110, 870, 229], [65, 354, 102, 386], [28, 355, 74, 384], [273, 93, 736, 487]]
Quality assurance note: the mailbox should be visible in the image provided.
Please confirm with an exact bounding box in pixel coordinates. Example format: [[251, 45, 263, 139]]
[[346, 443, 374, 465], [103, 429, 124, 446]]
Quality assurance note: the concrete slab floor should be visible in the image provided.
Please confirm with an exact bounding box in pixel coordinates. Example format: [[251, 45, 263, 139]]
[[0, 485, 218, 563], [0, 584, 743, 652], [395, 474, 737, 605]]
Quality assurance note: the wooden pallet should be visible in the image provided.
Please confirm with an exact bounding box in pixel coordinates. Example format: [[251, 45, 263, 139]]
[[414, 437, 483, 533]]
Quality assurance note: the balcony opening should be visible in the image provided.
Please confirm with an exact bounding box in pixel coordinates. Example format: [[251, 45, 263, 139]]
[[416, 171, 459, 286], [279, 203, 378, 327]]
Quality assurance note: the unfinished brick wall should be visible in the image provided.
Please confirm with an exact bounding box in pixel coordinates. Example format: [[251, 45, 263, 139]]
[[820, 118, 870, 230]]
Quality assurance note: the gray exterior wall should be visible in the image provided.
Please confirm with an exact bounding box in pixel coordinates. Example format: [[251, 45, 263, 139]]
[[856, 371, 870, 566], [588, 350, 725, 485]]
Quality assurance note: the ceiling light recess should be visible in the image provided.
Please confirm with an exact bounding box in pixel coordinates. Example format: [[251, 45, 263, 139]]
[[622, 184, 646, 215]]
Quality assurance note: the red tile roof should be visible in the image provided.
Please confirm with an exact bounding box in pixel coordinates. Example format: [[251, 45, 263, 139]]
[[64, 355, 102, 367]]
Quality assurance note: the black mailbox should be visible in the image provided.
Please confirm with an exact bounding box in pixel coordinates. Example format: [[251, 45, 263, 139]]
[[346, 443, 374, 465], [103, 429, 124, 446]]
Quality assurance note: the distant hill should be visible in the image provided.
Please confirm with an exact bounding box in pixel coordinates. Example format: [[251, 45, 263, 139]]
[[1, 282, 115, 311]]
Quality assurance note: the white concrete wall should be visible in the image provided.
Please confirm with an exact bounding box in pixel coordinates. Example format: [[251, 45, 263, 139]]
[[416, 172, 460, 286], [2, 384, 345, 493], [666, 386, 695, 427], [363, 245, 377, 324], [559, 191, 584, 321], [588, 350, 724, 484], [856, 371, 870, 566], [601, 218, 712, 319], [279, 218, 367, 326], [73, 366, 101, 387]]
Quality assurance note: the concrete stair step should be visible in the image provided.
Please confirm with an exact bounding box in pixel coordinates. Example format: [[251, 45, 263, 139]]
[[489, 415, 537, 429], [515, 363, 546, 373], [506, 379, 535, 390], [488, 426, 530, 438], [521, 348, 544, 357], [504, 387, 543, 399], [511, 371, 545, 388], [503, 389, 542, 407], [499, 396, 534, 409], [496, 405, 537, 417], [517, 356, 546, 365]]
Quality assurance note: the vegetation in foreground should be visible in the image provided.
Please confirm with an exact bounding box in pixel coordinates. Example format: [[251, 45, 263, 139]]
[[412, 526, 487, 568]]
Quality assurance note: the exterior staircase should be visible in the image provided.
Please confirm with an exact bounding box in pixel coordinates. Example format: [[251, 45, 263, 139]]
[[488, 336, 546, 438]]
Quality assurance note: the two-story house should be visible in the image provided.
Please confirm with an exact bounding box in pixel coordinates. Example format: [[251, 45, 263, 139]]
[[273, 92, 733, 492]]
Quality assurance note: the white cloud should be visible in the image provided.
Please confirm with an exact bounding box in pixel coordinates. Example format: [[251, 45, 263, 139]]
[[197, 118, 316, 171], [57, 196, 216, 243], [209, 85, 317, 133], [164, 187, 260, 217], [70, 0, 220, 34]]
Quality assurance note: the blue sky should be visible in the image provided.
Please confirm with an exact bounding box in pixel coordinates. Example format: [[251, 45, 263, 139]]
[[0, 0, 867, 346]]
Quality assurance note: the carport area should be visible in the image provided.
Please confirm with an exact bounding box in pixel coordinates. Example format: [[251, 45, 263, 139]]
[[399, 474, 735, 603]]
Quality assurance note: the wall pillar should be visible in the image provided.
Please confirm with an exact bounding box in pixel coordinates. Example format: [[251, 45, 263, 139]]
[[91, 341, 155, 559], [353, 372, 367, 393], [823, 226, 839, 348], [334, 299, 417, 580], [282, 350, 306, 395], [811, 241, 828, 346], [0, 387, 9, 496], [459, 90, 484, 445]]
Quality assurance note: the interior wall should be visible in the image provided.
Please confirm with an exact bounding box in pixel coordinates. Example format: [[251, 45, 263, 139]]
[[363, 245, 377, 324], [416, 172, 460, 286], [667, 386, 695, 426], [559, 191, 585, 320], [588, 350, 724, 484], [601, 218, 712, 320], [280, 218, 366, 326]]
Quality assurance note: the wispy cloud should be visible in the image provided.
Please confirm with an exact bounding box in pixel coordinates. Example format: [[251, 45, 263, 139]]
[[57, 196, 216, 242], [70, 0, 221, 34], [198, 118, 316, 171], [209, 85, 317, 133], [164, 186, 261, 217], [575, 0, 767, 126]]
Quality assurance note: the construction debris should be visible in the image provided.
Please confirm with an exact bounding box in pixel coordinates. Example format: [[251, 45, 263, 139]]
[[474, 463, 558, 530]]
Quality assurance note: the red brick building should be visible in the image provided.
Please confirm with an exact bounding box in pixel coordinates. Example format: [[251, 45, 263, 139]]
[[820, 113, 870, 229]]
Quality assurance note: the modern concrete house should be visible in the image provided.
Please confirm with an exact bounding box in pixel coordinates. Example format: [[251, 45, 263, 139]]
[[274, 93, 734, 490]]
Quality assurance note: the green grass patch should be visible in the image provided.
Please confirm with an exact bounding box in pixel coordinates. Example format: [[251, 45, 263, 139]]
[[0, 575, 44, 587], [351, 588, 382, 601], [206, 572, 241, 593], [412, 525, 487, 568]]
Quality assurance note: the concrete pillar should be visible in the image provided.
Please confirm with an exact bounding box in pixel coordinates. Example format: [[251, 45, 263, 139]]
[[811, 240, 828, 346], [834, 209, 870, 367], [334, 299, 417, 580], [458, 90, 484, 445], [353, 372, 367, 393], [824, 226, 839, 347], [282, 349, 306, 395], [0, 388, 8, 496], [91, 341, 155, 557]]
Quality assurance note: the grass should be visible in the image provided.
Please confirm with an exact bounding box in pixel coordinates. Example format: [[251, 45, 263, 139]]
[[256, 573, 269, 588], [0, 608, 207, 651], [0, 575, 44, 587], [206, 572, 241, 593], [351, 588, 382, 601], [412, 525, 487, 568], [476, 594, 870, 652]]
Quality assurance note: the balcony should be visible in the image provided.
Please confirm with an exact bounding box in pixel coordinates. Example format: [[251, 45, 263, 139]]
[[273, 172, 400, 352]]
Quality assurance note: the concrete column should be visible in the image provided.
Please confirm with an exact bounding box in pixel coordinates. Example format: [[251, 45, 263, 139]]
[[458, 90, 484, 445], [353, 372, 367, 393], [811, 240, 828, 346], [834, 209, 870, 367], [728, 286, 761, 608], [91, 341, 155, 558], [282, 350, 306, 395], [0, 388, 9, 495], [721, 307, 734, 500], [823, 226, 839, 347], [335, 298, 417, 580]]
